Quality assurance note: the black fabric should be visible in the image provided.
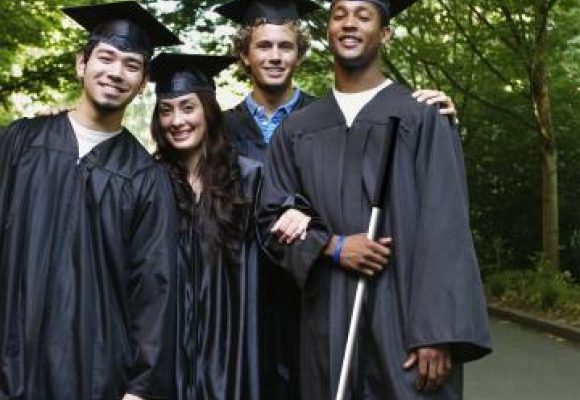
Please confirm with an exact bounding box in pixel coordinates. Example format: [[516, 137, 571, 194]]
[[150, 53, 237, 97], [223, 91, 314, 400], [0, 114, 178, 400], [330, 0, 419, 18], [174, 157, 263, 400], [258, 82, 492, 400], [215, 0, 321, 25], [224, 91, 315, 164]]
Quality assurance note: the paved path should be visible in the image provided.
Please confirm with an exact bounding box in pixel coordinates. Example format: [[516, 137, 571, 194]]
[[465, 318, 580, 399]]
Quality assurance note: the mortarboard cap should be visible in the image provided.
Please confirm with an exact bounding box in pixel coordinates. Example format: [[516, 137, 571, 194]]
[[63, 1, 181, 58], [215, 0, 320, 25], [331, 0, 419, 18], [150, 53, 237, 98]]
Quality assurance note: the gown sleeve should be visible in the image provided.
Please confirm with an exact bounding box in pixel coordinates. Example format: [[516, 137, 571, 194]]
[[257, 121, 332, 288], [124, 165, 179, 398], [407, 107, 492, 362]]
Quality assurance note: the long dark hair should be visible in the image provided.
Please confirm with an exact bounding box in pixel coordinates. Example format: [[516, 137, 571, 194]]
[[151, 90, 247, 257]]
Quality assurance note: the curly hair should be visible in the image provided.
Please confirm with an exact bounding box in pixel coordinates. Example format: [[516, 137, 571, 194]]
[[151, 91, 248, 259], [232, 19, 311, 74]]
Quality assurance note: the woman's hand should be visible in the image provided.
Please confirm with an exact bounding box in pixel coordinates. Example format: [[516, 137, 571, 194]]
[[271, 209, 312, 244]]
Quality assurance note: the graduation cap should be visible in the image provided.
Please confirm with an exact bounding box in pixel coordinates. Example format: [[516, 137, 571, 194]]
[[62, 1, 181, 58], [331, 0, 419, 18], [150, 53, 237, 98], [214, 0, 320, 25]]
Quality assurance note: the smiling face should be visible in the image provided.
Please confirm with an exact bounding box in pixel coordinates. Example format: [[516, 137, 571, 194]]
[[157, 92, 207, 155], [328, 0, 391, 70], [241, 22, 301, 95], [76, 42, 147, 113]]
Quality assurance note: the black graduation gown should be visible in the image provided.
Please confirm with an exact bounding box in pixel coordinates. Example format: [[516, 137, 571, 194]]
[[258, 83, 492, 400], [175, 157, 263, 400], [223, 91, 315, 400], [0, 114, 178, 400]]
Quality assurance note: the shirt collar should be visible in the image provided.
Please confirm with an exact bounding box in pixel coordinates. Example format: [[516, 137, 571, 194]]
[[245, 88, 302, 117]]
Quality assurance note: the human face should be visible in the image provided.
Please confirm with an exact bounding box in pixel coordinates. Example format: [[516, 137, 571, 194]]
[[328, 0, 391, 69], [241, 23, 300, 94], [158, 93, 207, 154], [76, 42, 147, 112]]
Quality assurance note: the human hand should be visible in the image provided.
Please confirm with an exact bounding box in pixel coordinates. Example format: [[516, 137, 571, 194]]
[[337, 233, 392, 276], [271, 208, 311, 244], [35, 105, 75, 117], [403, 346, 452, 392], [412, 89, 458, 123]]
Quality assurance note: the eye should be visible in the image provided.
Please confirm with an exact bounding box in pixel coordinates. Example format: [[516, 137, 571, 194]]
[[159, 107, 173, 116], [279, 42, 295, 51], [256, 41, 271, 50], [184, 104, 195, 112], [98, 55, 113, 63], [332, 9, 347, 19], [125, 63, 141, 72], [358, 12, 372, 21]]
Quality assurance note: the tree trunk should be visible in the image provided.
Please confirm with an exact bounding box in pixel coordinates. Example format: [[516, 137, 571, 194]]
[[541, 146, 559, 267], [531, 0, 559, 268]]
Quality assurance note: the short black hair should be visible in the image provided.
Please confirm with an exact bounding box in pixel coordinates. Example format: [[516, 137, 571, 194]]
[[80, 39, 151, 74]]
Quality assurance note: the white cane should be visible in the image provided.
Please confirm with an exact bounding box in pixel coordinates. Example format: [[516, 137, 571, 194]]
[[335, 117, 399, 400]]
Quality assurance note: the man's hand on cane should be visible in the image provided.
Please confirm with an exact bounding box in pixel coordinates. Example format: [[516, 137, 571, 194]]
[[325, 234, 392, 277]]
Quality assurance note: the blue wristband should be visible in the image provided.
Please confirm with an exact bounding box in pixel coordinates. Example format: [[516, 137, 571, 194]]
[[333, 235, 345, 264]]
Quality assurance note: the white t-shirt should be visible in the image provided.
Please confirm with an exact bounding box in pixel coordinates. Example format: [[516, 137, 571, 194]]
[[68, 114, 122, 159], [333, 79, 392, 128]]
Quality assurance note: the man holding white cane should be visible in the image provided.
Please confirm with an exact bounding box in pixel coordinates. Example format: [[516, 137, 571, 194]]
[[258, 0, 492, 398]]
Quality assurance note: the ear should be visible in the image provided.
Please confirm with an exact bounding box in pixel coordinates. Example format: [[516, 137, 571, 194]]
[[240, 51, 251, 69], [381, 26, 393, 46], [75, 53, 87, 80]]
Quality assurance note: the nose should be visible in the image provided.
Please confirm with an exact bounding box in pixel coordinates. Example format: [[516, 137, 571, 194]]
[[343, 13, 357, 30], [268, 46, 282, 63], [171, 110, 184, 127], [107, 60, 124, 81]]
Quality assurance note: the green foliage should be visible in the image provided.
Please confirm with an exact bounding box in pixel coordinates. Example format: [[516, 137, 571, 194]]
[[295, 47, 333, 96], [485, 263, 580, 326], [0, 0, 91, 124], [374, 0, 579, 267]]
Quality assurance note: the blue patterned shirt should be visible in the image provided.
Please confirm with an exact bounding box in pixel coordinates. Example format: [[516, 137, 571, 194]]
[[245, 88, 302, 143]]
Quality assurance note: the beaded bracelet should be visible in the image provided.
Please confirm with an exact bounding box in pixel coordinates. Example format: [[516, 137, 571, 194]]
[[333, 235, 345, 264]]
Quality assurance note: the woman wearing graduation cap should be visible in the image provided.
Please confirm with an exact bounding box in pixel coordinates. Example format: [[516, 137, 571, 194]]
[[149, 53, 279, 400]]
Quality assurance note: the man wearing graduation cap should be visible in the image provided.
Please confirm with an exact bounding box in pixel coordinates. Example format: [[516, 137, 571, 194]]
[[213, 2, 320, 399], [0, 2, 181, 399], [259, 0, 492, 398]]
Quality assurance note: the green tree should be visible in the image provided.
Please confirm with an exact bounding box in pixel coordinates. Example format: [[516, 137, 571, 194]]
[[376, 0, 577, 269], [0, 1, 94, 125]]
